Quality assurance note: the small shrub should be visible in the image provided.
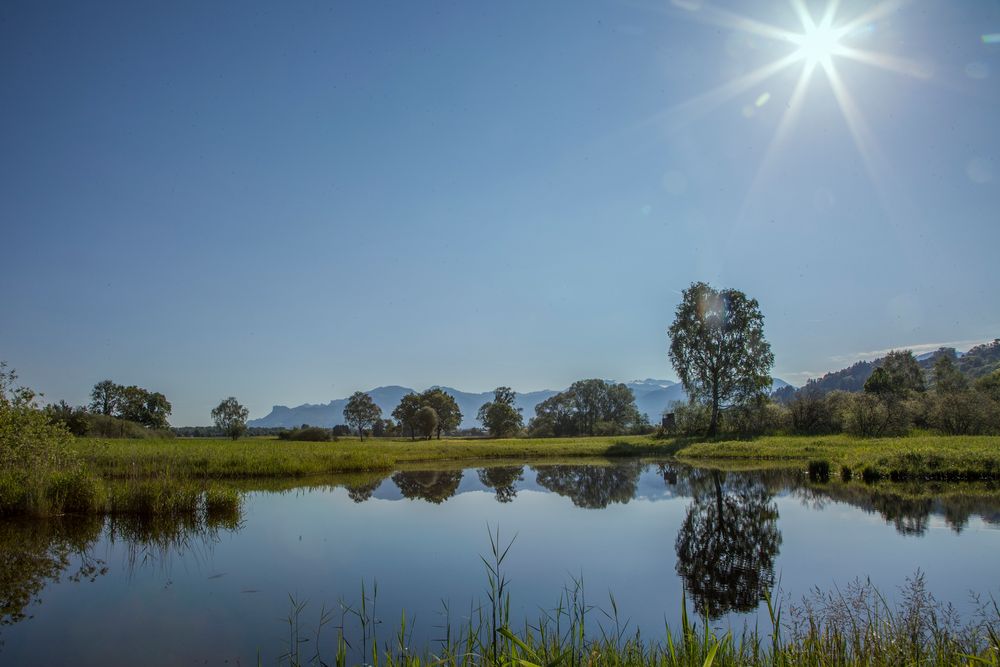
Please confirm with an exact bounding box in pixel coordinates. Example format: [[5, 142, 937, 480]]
[[46, 469, 103, 514], [840, 465, 853, 482], [278, 426, 332, 442], [862, 466, 881, 484], [807, 459, 830, 482]]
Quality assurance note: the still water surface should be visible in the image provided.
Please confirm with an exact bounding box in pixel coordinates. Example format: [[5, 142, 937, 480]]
[[2, 461, 999, 665]]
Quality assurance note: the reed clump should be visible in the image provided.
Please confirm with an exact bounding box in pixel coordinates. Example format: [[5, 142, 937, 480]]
[[278, 532, 1000, 667]]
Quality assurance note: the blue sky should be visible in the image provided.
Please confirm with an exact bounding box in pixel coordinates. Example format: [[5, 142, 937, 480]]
[[2, 0, 998, 425]]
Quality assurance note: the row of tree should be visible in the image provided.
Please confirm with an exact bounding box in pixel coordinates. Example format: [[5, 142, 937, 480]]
[[89, 380, 172, 429], [668, 349, 1000, 438], [336, 381, 648, 440]]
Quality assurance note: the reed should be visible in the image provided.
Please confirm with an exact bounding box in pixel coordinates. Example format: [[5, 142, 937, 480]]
[[276, 532, 1000, 667]]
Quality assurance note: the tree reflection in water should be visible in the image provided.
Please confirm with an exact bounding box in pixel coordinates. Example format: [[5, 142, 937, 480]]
[[797, 482, 1000, 536], [477, 466, 524, 503], [344, 478, 385, 503], [673, 469, 782, 618], [534, 461, 642, 509], [0, 516, 107, 629], [392, 470, 464, 504], [1, 502, 244, 635]]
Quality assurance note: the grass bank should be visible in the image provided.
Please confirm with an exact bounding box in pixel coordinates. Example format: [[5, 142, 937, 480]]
[[76, 434, 683, 480], [676, 433, 1000, 481]]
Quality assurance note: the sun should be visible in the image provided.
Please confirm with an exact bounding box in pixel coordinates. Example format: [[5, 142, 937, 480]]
[[791, 21, 846, 67]]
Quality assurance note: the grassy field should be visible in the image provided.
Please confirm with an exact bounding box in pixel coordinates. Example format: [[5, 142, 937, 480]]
[[676, 433, 1000, 480], [75, 434, 683, 479], [5, 432, 999, 517]]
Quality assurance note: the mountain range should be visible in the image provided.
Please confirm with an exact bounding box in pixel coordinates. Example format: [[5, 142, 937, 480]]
[[248, 377, 794, 429]]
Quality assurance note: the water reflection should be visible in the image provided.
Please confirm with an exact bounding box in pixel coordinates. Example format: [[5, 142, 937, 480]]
[[796, 482, 1000, 536], [534, 461, 642, 509], [0, 516, 106, 629], [0, 505, 243, 635], [392, 470, 464, 504], [478, 466, 525, 503], [672, 469, 782, 618], [3, 460, 1000, 658], [345, 477, 384, 503]]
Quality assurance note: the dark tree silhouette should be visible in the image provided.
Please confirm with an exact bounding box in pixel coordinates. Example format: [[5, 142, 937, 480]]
[[477, 466, 524, 503], [391, 470, 464, 504], [674, 469, 782, 618], [534, 462, 642, 509]]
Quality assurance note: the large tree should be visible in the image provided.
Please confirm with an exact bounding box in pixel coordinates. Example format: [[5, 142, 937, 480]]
[[528, 380, 641, 437], [668, 282, 774, 436], [419, 388, 462, 439], [89, 380, 120, 416], [211, 397, 250, 440], [414, 405, 438, 440], [477, 386, 523, 437], [343, 391, 382, 440], [392, 393, 423, 440]]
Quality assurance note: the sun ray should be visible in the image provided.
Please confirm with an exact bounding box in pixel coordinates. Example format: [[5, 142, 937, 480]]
[[823, 62, 906, 230], [789, 0, 818, 32], [739, 59, 817, 219], [837, 0, 912, 37], [677, 4, 801, 45], [660, 52, 801, 130], [836, 46, 932, 79]]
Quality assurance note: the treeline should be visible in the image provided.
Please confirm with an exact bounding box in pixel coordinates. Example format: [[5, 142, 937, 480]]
[[773, 339, 1000, 401], [671, 350, 1000, 438], [43, 379, 174, 438], [327, 380, 652, 441]]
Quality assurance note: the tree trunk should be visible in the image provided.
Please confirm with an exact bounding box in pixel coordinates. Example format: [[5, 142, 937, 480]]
[[708, 380, 720, 437]]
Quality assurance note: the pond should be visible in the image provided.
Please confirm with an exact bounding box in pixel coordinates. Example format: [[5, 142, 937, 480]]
[[2, 461, 999, 665]]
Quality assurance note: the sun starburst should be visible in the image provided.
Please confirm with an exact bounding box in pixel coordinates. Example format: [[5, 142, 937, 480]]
[[654, 0, 927, 216]]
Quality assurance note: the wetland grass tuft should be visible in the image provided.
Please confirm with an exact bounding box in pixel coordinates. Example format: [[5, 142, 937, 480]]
[[278, 534, 1000, 667]]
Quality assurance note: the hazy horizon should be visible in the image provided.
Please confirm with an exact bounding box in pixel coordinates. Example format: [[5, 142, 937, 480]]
[[2, 0, 998, 425]]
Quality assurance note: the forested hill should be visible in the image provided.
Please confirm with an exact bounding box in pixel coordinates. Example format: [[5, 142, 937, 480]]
[[774, 338, 999, 401], [957, 339, 1000, 378]]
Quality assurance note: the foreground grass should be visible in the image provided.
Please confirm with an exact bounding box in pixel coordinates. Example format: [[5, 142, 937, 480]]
[[76, 434, 681, 480], [677, 433, 1000, 481], [278, 532, 1000, 667]]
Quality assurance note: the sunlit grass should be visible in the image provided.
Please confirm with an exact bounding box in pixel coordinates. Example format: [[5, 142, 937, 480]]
[[677, 434, 1000, 481], [75, 434, 680, 480]]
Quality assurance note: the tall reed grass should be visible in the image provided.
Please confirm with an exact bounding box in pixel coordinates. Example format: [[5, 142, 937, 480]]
[[276, 530, 1000, 666]]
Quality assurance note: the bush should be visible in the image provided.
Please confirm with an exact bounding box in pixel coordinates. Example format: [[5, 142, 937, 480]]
[[672, 401, 712, 436], [278, 426, 333, 442], [843, 393, 910, 437], [861, 466, 881, 484], [807, 460, 830, 482], [46, 469, 103, 514], [1, 364, 77, 478], [840, 465, 853, 482], [724, 398, 788, 437], [789, 391, 841, 435], [84, 414, 174, 439], [928, 390, 999, 435]]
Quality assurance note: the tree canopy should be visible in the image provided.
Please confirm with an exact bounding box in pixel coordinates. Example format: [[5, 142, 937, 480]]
[[668, 282, 774, 436], [211, 397, 250, 440], [477, 387, 523, 437], [343, 391, 382, 440], [528, 379, 642, 437], [87, 380, 171, 429]]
